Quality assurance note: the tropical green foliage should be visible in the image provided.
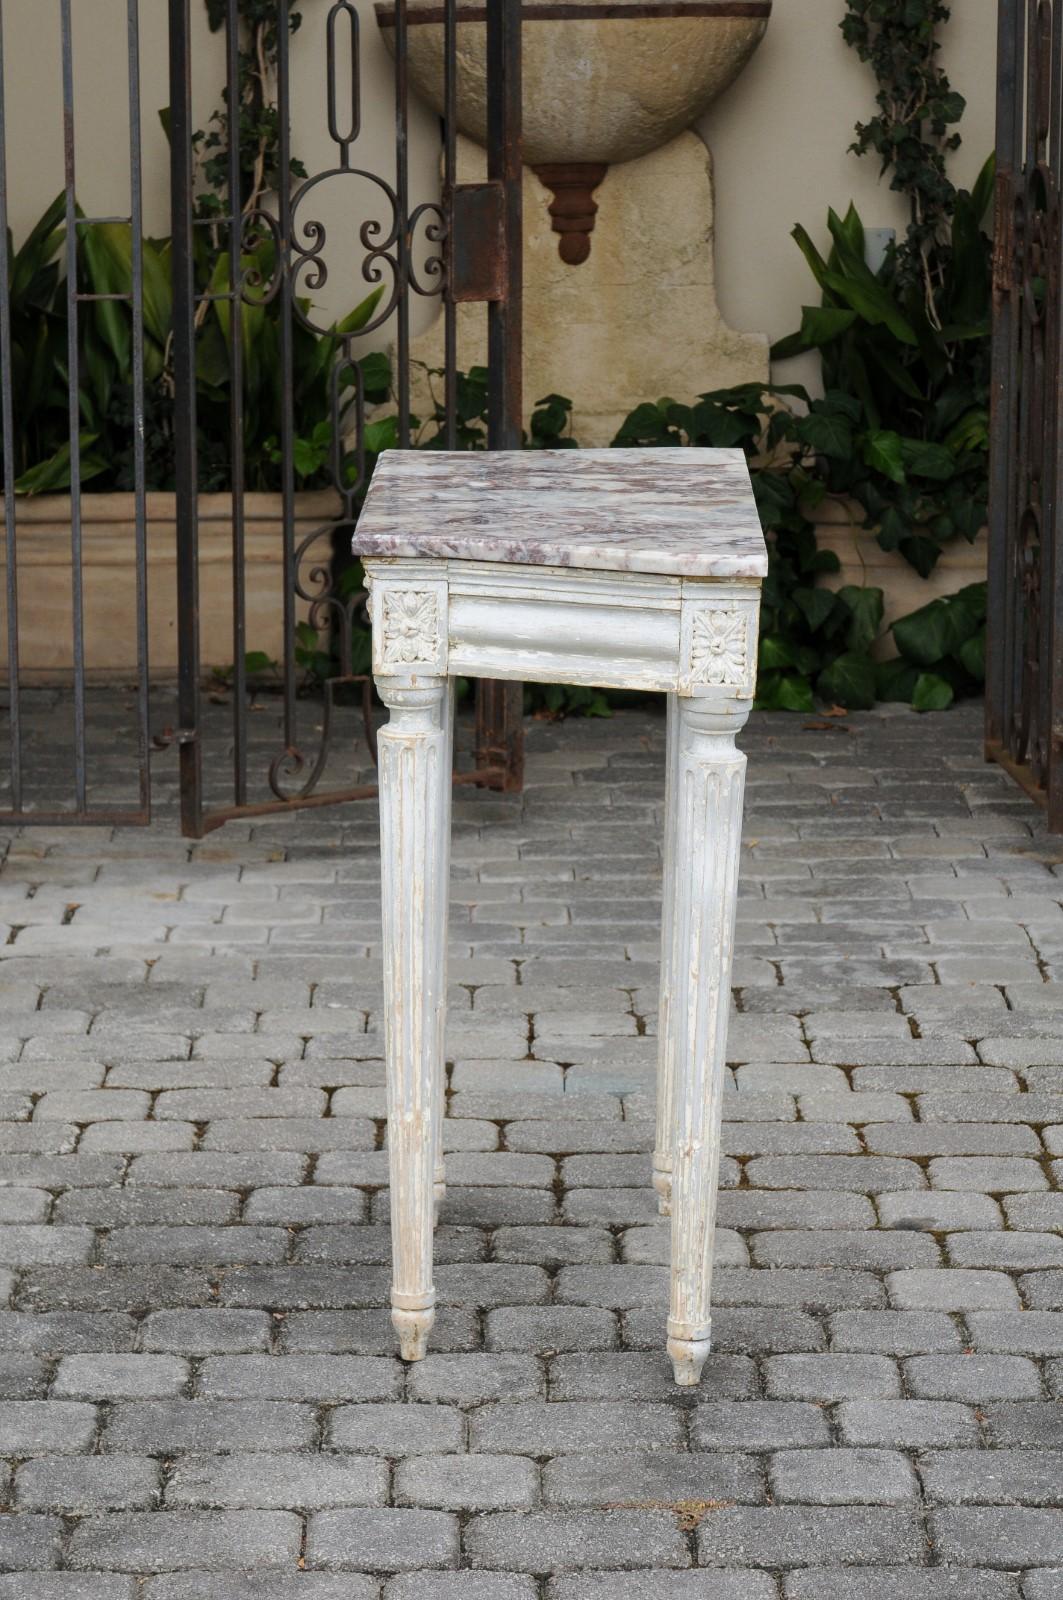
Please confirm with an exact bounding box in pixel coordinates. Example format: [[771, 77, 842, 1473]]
[[772, 168, 993, 577], [3, 191, 387, 497]]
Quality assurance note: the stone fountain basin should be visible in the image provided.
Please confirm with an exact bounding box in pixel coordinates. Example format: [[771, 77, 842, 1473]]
[[375, 1, 771, 168]]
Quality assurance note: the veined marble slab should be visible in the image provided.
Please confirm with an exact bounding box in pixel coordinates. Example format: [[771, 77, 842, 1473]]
[[353, 447, 767, 580]]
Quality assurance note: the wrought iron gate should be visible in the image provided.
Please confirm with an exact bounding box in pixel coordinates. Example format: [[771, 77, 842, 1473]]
[[0, 0, 522, 833], [987, 0, 1063, 829]]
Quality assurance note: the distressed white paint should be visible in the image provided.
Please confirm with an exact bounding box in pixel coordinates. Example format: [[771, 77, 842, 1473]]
[[665, 700, 748, 1384], [359, 449, 763, 1386], [376, 676, 450, 1361], [653, 690, 680, 1217]]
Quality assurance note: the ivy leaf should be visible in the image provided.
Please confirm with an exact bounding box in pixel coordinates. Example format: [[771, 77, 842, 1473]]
[[807, 548, 842, 575], [892, 593, 980, 666], [838, 585, 885, 653], [911, 671, 955, 711], [862, 429, 906, 483], [759, 635, 797, 670], [797, 411, 854, 460], [793, 586, 837, 632], [754, 669, 782, 709], [817, 651, 877, 710], [955, 581, 988, 622], [897, 534, 943, 577], [876, 504, 910, 551], [820, 390, 864, 422], [900, 438, 957, 480], [777, 675, 816, 712], [956, 630, 986, 681], [753, 472, 797, 528], [934, 90, 967, 125], [875, 657, 920, 702], [357, 350, 392, 403]]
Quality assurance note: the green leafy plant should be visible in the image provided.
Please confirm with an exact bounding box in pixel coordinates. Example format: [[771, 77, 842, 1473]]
[[841, 0, 965, 314], [879, 581, 986, 710], [772, 172, 993, 577], [407, 364, 579, 453], [610, 383, 986, 713], [196, 0, 307, 220], [6, 201, 387, 497]]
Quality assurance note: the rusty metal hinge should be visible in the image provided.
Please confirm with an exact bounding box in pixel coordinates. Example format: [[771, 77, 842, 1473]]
[[448, 181, 506, 303]]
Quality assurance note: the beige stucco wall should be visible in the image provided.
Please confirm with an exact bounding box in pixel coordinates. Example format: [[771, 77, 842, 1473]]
[[7, 0, 997, 380], [701, 0, 997, 387]]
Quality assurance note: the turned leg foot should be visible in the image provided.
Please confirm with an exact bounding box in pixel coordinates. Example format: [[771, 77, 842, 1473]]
[[668, 1328, 712, 1387], [393, 1300, 436, 1363]]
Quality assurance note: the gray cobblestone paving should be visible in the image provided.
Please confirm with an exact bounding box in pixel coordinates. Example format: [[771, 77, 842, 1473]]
[[0, 697, 1061, 1593]]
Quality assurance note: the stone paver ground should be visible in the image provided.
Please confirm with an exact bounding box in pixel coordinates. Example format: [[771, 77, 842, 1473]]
[[0, 694, 1061, 1598]]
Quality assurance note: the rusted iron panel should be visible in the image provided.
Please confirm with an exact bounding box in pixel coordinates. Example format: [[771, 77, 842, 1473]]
[[449, 182, 507, 301]]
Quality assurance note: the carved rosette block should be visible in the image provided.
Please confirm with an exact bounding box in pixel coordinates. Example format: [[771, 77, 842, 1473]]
[[371, 578, 449, 677], [679, 596, 759, 698]]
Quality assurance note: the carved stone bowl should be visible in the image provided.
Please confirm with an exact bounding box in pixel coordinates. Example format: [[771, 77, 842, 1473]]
[[375, 1, 771, 261], [376, 0, 771, 166]]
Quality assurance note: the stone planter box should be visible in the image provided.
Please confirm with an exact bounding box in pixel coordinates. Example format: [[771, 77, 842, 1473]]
[[813, 500, 988, 658], [0, 490, 341, 684]]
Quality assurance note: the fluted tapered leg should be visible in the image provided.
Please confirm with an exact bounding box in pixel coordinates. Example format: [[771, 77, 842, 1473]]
[[378, 676, 450, 1362], [653, 691, 680, 1215], [432, 679, 454, 1223], [667, 698, 749, 1386]]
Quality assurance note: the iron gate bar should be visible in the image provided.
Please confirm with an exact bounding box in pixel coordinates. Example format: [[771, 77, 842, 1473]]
[[0, 2, 21, 814], [478, 0, 524, 783], [379, 3, 772, 17], [127, 0, 152, 825], [277, 0, 300, 790], [987, 0, 1063, 831], [443, 0, 458, 446], [986, 0, 1017, 767], [60, 0, 87, 812], [486, 0, 522, 452], [0, 0, 152, 827], [169, 0, 203, 839], [227, 0, 249, 808], [167, 0, 525, 837]]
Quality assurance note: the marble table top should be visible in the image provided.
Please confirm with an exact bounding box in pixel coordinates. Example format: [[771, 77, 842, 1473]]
[[353, 448, 767, 580]]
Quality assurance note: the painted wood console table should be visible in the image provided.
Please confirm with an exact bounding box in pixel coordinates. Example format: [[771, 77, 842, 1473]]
[[354, 448, 766, 1386]]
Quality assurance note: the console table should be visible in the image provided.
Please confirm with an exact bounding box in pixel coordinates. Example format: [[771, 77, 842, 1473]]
[[354, 447, 766, 1385]]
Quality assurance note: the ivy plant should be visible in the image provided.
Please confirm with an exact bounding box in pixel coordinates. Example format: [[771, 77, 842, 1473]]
[[841, 0, 965, 313], [611, 383, 985, 713], [197, 0, 307, 219]]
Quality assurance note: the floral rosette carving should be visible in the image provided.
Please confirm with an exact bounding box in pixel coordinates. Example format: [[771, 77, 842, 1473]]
[[380, 588, 441, 666], [689, 608, 750, 688]]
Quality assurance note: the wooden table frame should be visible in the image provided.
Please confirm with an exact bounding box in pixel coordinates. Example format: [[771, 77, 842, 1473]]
[[367, 554, 762, 1385]]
